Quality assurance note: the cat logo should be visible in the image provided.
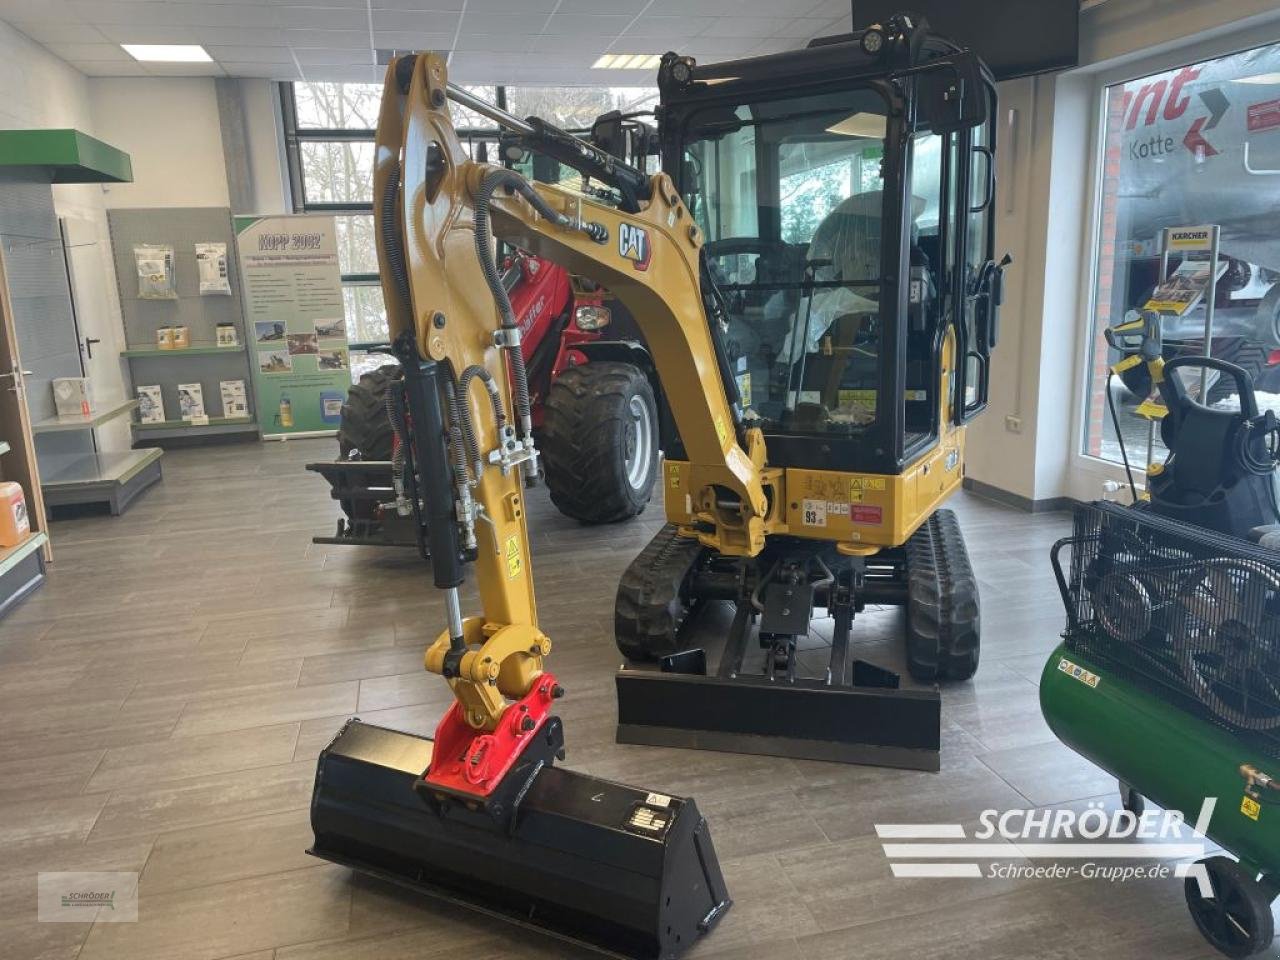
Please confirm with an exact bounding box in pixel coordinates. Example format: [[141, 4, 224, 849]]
[[618, 223, 652, 271]]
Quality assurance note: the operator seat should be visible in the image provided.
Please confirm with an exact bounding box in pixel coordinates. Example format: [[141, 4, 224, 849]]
[[797, 192, 933, 423]]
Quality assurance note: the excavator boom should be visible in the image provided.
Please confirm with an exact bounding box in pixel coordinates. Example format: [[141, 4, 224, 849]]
[[308, 52, 732, 960]]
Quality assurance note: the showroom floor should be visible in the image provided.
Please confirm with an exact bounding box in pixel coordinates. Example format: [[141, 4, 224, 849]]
[[0, 439, 1247, 960]]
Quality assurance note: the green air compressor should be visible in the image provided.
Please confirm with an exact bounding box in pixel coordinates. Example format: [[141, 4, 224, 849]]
[[1045, 501, 1280, 958]]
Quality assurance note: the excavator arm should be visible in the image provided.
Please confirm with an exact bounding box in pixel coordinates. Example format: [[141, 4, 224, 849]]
[[373, 54, 772, 758]]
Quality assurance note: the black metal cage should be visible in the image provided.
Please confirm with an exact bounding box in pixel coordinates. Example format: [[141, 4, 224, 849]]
[[1052, 502, 1280, 752]]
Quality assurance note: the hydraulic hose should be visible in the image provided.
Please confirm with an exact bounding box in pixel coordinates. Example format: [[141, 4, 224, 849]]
[[449, 364, 508, 481], [379, 160, 412, 314], [385, 384, 407, 484], [472, 167, 604, 439], [444, 378, 476, 484]]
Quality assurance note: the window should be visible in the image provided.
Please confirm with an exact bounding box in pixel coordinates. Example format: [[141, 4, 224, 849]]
[[682, 89, 892, 438], [1082, 40, 1280, 468], [281, 80, 657, 379]]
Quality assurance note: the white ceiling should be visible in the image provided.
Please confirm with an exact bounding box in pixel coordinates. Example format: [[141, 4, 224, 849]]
[[0, 0, 854, 85]]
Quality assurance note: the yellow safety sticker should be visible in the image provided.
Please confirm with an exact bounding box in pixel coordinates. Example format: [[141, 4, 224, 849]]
[[848, 477, 886, 500], [737, 372, 752, 407], [1057, 656, 1100, 688], [668, 464, 680, 488], [505, 534, 522, 579], [714, 416, 728, 446], [1242, 795, 1261, 821]]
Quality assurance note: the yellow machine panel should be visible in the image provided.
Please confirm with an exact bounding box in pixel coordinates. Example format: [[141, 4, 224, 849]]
[[664, 427, 965, 550]]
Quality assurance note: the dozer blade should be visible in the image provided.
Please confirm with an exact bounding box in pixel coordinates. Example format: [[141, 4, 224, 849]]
[[309, 720, 731, 960], [615, 666, 942, 771]]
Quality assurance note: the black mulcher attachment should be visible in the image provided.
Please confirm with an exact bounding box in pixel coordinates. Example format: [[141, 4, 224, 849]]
[[614, 514, 979, 772], [310, 720, 731, 960]]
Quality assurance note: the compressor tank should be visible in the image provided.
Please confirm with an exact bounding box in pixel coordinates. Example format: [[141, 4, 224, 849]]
[[1040, 643, 1280, 871]]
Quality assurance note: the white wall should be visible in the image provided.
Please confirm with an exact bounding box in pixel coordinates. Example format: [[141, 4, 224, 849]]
[[240, 79, 290, 215], [90, 79, 230, 210], [965, 0, 1280, 506], [0, 21, 133, 452]]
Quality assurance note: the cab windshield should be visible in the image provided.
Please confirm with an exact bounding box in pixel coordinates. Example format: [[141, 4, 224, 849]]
[[683, 88, 909, 440]]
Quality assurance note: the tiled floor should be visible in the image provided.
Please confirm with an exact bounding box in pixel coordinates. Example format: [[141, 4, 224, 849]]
[[0, 439, 1248, 959]]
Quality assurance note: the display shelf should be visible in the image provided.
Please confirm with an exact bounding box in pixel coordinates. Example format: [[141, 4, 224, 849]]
[[31, 398, 138, 434], [40, 448, 163, 515], [0, 440, 9, 456], [0, 530, 47, 579], [0, 529, 46, 618], [122, 344, 244, 358], [135, 416, 254, 430]]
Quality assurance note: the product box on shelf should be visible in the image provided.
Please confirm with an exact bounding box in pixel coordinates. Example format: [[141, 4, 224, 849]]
[[137, 385, 165, 424], [51, 377, 94, 418], [0, 481, 30, 548], [219, 380, 248, 418], [177, 383, 205, 421]]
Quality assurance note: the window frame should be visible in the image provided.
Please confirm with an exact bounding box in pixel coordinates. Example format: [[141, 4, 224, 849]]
[[279, 82, 511, 351], [1069, 26, 1280, 501]]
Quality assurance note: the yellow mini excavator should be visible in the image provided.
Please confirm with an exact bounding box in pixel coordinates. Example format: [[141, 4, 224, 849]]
[[309, 13, 1005, 960]]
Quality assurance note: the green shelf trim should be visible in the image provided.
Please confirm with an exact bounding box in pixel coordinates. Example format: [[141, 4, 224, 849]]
[[0, 441, 10, 456], [122, 345, 245, 358], [134, 416, 255, 430], [32, 398, 139, 434], [0, 130, 132, 183], [0, 531, 47, 578]]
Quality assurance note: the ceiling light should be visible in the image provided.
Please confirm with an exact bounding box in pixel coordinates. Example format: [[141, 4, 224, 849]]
[[826, 112, 887, 138], [592, 53, 661, 70], [1234, 72, 1280, 85], [121, 44, 213, 63]]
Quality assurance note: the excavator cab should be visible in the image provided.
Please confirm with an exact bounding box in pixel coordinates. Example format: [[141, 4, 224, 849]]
[[658, 22, 1001, 475]]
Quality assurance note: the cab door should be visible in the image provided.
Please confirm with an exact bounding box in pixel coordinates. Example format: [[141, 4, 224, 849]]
[[955, 85, 1002, 425]]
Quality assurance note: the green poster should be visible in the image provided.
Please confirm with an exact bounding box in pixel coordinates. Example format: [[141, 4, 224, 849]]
[[234, 214, 352, 437]]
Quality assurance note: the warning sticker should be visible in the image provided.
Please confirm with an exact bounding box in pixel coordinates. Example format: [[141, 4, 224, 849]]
[[737, 372, 752, 407], [668, 464, 680, 488], [1057, 656, 1100, 688], [505, 534, 522, 579], [646, 792, 673, 808], [625, 803, 671, 837], [1248, 98, 1280, 133], [851, 504, 883, 526], [801, 499, 827, 527], [714, 416, 728, 446], [849, 476, 886, 502], [1242, 795, 1262, 821]]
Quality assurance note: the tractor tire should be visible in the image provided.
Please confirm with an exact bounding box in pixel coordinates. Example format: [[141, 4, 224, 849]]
[[541, 362, 658, 524], [337, 364, 400, 461], [1206, 339, 1268, 406], [615, 524, 706, 661], [905, 509, 981, 683]]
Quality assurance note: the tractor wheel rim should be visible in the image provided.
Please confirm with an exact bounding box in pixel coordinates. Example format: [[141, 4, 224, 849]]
[[625, 394, 652, 491]]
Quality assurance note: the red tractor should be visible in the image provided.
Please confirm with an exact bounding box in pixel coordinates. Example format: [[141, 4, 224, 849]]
[[308, 250, 660, 546]]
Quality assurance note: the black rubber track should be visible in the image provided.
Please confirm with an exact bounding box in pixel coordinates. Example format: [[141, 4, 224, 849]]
[[541, 361, 658, 525], [905, 508, 981, 682], [337, 364, 400, 461], [615, 523, 706, 661]]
